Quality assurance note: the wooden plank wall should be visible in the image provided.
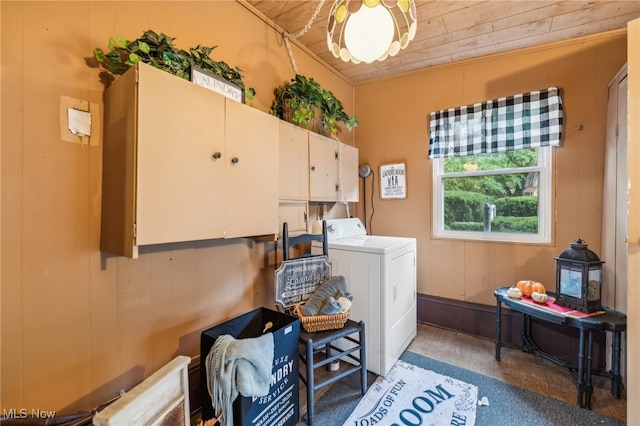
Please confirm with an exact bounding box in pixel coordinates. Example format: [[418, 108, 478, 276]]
[[0, 1, 354, 415], [353, 29, 631, 403], [354, 31, 628, 307]]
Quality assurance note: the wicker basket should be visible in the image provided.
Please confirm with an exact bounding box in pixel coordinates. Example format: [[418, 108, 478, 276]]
[[294, 304, 349, 332], [283, 99, 328, 136]]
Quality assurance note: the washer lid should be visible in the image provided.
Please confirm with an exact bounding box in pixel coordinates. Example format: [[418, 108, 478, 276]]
[[327, 235, 416, 254]]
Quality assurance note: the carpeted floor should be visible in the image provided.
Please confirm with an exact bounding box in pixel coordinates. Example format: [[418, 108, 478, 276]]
[[311, 351, 626, 426]]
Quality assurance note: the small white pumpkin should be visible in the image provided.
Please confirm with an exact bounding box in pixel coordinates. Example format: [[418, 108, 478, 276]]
[[531, 292, 549, 304], [507, 287, 523, 299]]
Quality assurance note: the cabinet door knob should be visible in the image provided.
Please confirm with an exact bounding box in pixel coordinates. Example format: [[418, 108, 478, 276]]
[[231, 157, 239, 164], [311, 166, 316, 171], [212, 152, 222, 160]]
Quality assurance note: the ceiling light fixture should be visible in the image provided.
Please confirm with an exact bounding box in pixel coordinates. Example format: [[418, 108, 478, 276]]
[[328, 0, 417, 64]]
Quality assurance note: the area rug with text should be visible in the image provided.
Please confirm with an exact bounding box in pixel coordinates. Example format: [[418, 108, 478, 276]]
[[343, 360, 478, 426]]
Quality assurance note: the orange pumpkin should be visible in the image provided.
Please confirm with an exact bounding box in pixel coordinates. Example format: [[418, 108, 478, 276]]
[[516, 280, 546, 298]]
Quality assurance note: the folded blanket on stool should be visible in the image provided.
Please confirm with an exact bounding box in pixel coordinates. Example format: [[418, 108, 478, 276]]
[[206, 333, 274, 426], [301, 275, 353, 316]]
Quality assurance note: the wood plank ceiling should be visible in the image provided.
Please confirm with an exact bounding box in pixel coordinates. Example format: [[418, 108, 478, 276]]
[[243, 0, 640, 83]]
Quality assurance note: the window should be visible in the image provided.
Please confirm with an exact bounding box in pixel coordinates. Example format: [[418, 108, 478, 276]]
[[428, 87, 562, 244], [432, 147, 553, 243]]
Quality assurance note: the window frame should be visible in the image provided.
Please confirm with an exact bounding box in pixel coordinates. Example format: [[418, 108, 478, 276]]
[[432, 147, 554, 244]]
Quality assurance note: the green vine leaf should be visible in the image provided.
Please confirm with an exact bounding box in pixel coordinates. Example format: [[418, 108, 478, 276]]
[[93, 30, 251, 95], [269, 74, 358, 136], [138, 41, 150, 55], [127, 53, 140, 65], [115, 36, 127, 49]]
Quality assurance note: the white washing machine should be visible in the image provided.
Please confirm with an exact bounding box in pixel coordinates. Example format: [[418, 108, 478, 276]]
[[312, 218, 417, 376]]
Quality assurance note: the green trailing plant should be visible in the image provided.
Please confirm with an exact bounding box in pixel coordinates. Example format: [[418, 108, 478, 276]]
[[270, 74, 358, 137], [94, 29, 254, 98]]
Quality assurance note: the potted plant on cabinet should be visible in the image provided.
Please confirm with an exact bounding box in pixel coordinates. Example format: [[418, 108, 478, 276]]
[[94, 29, 255, 101], [270, 74, 358, 137]]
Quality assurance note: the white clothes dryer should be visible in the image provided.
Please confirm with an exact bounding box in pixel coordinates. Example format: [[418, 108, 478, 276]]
[[312, 218, 417, 376]]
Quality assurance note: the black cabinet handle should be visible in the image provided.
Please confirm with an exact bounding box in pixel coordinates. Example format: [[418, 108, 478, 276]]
[[212, 152, 221, 160], [231, 157, 239, 164]]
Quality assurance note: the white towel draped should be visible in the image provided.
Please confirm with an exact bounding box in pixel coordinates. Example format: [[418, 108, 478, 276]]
[[206, 333, 275, 426]]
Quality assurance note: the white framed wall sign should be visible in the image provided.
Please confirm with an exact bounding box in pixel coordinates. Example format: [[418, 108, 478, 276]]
[[380, 163, 407, 199]]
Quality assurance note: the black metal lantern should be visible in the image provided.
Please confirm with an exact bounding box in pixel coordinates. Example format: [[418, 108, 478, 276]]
[[554, 239, 604, 313]]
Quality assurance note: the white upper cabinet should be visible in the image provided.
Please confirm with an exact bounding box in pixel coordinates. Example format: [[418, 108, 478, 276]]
[[278, 121, 310, 200], [308, 132, 358, 202], [100, 63, 278, 258], [224, 98, 279, 238]]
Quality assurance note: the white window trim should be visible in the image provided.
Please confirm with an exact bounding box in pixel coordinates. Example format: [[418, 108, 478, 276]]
[[432, 147, 553, 244]]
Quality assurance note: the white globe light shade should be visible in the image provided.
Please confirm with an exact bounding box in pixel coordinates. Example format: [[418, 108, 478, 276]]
[[343, 4, 394, 64]]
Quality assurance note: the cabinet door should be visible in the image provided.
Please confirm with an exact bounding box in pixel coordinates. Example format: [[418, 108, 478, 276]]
[[101, 66, 138, 257], [136, 63, 226, 245], [279, 121, 310, 200], [225, 99, 279, 238], [338, 142, 359, 202], [309, 133, 359, 202], [279, 202, 309, 235], [309, 133, 339, 201]]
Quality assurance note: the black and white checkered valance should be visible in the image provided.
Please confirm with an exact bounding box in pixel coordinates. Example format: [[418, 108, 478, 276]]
[[428, 87, 563, 159]]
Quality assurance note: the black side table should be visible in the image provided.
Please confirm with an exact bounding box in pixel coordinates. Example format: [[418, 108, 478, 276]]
[[494, 287, 626, 409]]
